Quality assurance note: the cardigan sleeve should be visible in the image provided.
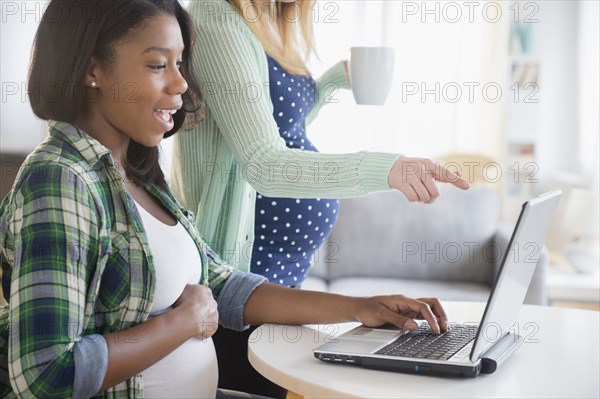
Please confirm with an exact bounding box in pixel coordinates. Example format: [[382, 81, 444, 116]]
[[305, 60, 351, 126], [186, 0, 400, 199]]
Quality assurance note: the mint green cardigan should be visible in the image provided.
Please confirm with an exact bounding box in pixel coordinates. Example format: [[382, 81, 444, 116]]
[[171, 0, 400, 272]]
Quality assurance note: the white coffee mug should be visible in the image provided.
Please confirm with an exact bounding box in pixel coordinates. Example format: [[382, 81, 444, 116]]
[[350, 46, 395, 105]]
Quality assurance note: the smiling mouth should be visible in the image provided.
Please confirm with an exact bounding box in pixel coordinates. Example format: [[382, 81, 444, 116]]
[[154, 108, 177, 122]]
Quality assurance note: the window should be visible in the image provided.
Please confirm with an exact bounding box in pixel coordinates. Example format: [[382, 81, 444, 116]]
[[309, 1, 509, 159]]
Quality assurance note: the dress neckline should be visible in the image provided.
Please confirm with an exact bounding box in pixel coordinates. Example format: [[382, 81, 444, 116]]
[[266, 52, 313, 80]]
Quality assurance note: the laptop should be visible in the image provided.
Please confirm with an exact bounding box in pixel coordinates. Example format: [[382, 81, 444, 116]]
[[314, 190, 562, 378]]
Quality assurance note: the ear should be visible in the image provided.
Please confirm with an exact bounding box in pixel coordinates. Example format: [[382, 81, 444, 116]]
[[83, 56, 105, 88]]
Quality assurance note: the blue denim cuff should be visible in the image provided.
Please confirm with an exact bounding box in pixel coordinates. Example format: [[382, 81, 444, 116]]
[[73, 334, 108, 398], [217, 270, 267, 331]]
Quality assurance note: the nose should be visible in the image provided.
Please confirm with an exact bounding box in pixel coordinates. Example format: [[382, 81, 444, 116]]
[[168, 67, 188, 96]]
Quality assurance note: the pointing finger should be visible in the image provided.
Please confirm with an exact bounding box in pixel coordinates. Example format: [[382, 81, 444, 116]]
[[435, 164, 470, 190]]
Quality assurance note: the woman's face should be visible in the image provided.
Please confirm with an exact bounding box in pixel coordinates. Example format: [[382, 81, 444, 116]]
[[88, 13, 188, 147]]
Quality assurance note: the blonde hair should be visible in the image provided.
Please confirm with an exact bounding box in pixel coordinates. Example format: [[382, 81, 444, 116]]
[[228, 0, 316, 76]]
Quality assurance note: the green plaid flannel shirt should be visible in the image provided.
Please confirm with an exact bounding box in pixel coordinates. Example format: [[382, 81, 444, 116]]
[[0, 121, 236, 398]]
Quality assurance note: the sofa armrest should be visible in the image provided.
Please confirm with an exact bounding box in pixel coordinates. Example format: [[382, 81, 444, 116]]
[[494, 224, 548, 305]]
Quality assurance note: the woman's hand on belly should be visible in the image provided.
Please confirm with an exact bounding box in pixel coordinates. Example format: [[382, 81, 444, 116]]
[[173, 284, 219, 340]]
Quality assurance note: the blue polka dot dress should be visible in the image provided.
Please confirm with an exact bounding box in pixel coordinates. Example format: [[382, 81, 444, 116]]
[[251, 54, 340, 287]]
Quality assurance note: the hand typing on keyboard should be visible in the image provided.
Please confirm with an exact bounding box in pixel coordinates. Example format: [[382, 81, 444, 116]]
[[352, 296, 449, 335], [375, 324, 478, 360]]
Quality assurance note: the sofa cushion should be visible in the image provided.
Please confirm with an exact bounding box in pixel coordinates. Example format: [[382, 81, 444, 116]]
[[320, 187, 500, 285], [327, 277, 491, 302], [301, 276, 329, 292], [303, 276, 491, 302]]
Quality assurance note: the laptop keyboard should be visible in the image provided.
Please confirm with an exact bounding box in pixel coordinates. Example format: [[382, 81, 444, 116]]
[[374, 324, 479, 360]]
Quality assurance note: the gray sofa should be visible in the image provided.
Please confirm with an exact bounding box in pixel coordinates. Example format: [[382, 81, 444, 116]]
[[303, 187, 548, 305]]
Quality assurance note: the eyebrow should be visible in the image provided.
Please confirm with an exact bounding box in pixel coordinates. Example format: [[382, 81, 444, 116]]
[[141, 46, 184, 55]]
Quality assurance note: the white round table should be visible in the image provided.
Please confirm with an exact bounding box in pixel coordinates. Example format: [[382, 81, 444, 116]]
[[248, 302, 599, 398]]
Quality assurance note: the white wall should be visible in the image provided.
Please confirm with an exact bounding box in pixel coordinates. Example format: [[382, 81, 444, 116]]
[[531, 0, 581, 180], [308, 1, 509, 160], [0, 1, 47, 154], [578, 0, 600, 190]]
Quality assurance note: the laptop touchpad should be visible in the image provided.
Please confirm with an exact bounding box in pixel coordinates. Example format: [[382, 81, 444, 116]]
[[349, 327, 403, 342]]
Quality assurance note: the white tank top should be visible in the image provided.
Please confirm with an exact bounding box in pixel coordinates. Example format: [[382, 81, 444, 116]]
[[134, 201, 218, 399]]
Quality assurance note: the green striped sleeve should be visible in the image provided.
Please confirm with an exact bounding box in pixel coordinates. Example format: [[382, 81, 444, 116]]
[[305, 60, 351, 125]]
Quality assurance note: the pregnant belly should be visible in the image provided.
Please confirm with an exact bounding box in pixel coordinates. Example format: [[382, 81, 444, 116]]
[[253, 196, 339, 285], [143, 336, 218, 398]]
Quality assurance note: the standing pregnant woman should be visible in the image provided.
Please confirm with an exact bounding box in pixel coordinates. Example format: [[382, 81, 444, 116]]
[[171, 0, 469, 397]]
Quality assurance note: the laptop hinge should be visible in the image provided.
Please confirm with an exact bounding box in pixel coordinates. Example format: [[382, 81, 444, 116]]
[[479, 332, 525, 374]]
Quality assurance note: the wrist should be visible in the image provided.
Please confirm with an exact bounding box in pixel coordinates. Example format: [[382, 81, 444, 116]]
[[348, 296, 367, 322], [343, 60, 350, 85], [388, 156, 401, 188], [169, 303, 199, 339]]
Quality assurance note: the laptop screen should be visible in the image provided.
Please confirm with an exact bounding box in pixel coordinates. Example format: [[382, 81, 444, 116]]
[[470, 191, 562, 362]]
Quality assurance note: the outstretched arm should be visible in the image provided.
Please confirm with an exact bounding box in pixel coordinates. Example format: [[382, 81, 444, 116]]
[[243, 283, 449, 334]]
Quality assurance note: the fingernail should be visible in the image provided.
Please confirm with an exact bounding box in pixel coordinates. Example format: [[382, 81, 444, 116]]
[[403, 321, 417, 330]]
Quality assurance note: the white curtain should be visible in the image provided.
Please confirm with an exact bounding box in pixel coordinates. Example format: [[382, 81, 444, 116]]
[[577, 0, 599, 240], [309, 1, 510, 160], [578, 0, 600, 191]]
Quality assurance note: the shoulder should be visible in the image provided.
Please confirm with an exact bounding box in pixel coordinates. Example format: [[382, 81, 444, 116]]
[[5, 141, 106, 212], [188, 0, 263, 55], [187, 0, 268, 80], [188, 0, 250, 32], [0, 157, 101, 251], [22, 149, 100, 190]]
